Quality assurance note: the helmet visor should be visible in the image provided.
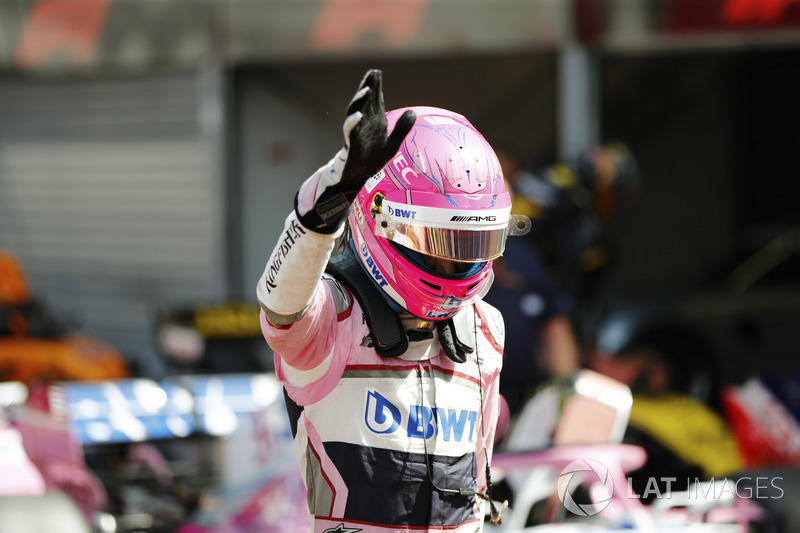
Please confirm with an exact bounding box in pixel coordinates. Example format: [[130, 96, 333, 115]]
[[373, 201, 530, 262]]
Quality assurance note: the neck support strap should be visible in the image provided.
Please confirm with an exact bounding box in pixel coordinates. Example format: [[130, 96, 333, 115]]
[[326, 246, 408, 358], [325, 246, 474, 363]]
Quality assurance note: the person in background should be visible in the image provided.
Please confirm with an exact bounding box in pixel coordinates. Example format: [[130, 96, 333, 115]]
[[484, 149, 581, 418], [502, 143, 639, 304], [256, 69, 530, 532]]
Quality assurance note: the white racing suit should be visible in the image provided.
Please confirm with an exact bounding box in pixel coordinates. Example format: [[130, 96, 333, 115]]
[[257, 203, 505, 532]]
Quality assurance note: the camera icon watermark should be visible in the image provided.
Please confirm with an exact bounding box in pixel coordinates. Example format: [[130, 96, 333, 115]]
[[557, 458, 785, 516], [557, 459, 615, 516]]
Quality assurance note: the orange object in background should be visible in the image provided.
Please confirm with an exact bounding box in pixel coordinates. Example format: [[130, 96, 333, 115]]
[[0, 251, 32, 306], [0, 337, 129, 383], [0, 250, 130, 383]]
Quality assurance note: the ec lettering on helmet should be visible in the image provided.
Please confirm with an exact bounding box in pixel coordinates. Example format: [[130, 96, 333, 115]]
[[391, 152, 418, 184]]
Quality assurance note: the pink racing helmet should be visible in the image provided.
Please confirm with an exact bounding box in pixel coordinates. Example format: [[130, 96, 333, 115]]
[[348, 106, 530, 320]]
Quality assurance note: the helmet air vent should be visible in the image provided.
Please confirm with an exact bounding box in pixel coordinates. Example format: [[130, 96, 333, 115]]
[[420, 279, 442, 291]]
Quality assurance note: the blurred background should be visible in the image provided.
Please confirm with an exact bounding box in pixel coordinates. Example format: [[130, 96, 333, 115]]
[[1, 0, 798, 378], [1, 1, 800, 531]]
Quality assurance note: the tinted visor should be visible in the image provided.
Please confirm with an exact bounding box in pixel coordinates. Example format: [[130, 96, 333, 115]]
[[374, 203, 530, 262]]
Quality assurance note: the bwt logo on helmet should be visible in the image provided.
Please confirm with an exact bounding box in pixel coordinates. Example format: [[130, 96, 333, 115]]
[[359, 242, 388, 288], [441, 295, 462, 311], [450, 215, 497, 222], [386, 205, 417, 219], [424, 295, 462, 319], [425, 309, 456, 319], [557, 459, 614, 516], [365, 390, 477, 442]]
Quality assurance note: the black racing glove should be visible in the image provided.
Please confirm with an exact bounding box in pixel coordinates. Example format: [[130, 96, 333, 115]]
[[296, 69, 417, 233]]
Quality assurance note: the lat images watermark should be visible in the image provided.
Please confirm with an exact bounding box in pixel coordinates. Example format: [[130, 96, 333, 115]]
[[557, 459, 785, 517], [626, 475, 785, 501]]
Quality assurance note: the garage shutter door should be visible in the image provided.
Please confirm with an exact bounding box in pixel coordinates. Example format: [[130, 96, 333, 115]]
[[0, 72, 225, 376]]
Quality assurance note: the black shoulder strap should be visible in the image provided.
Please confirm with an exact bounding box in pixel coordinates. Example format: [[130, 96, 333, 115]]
[[325, 247, 408, 358], [283, 387, 303, 438]]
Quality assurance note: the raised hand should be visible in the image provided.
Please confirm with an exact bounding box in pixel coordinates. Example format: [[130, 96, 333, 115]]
[[341, 69, 416, 187], [296, 69, 416, 233]]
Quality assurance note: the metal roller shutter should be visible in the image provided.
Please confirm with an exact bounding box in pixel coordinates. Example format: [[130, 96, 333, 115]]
[[0, 71, 225, 376]]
